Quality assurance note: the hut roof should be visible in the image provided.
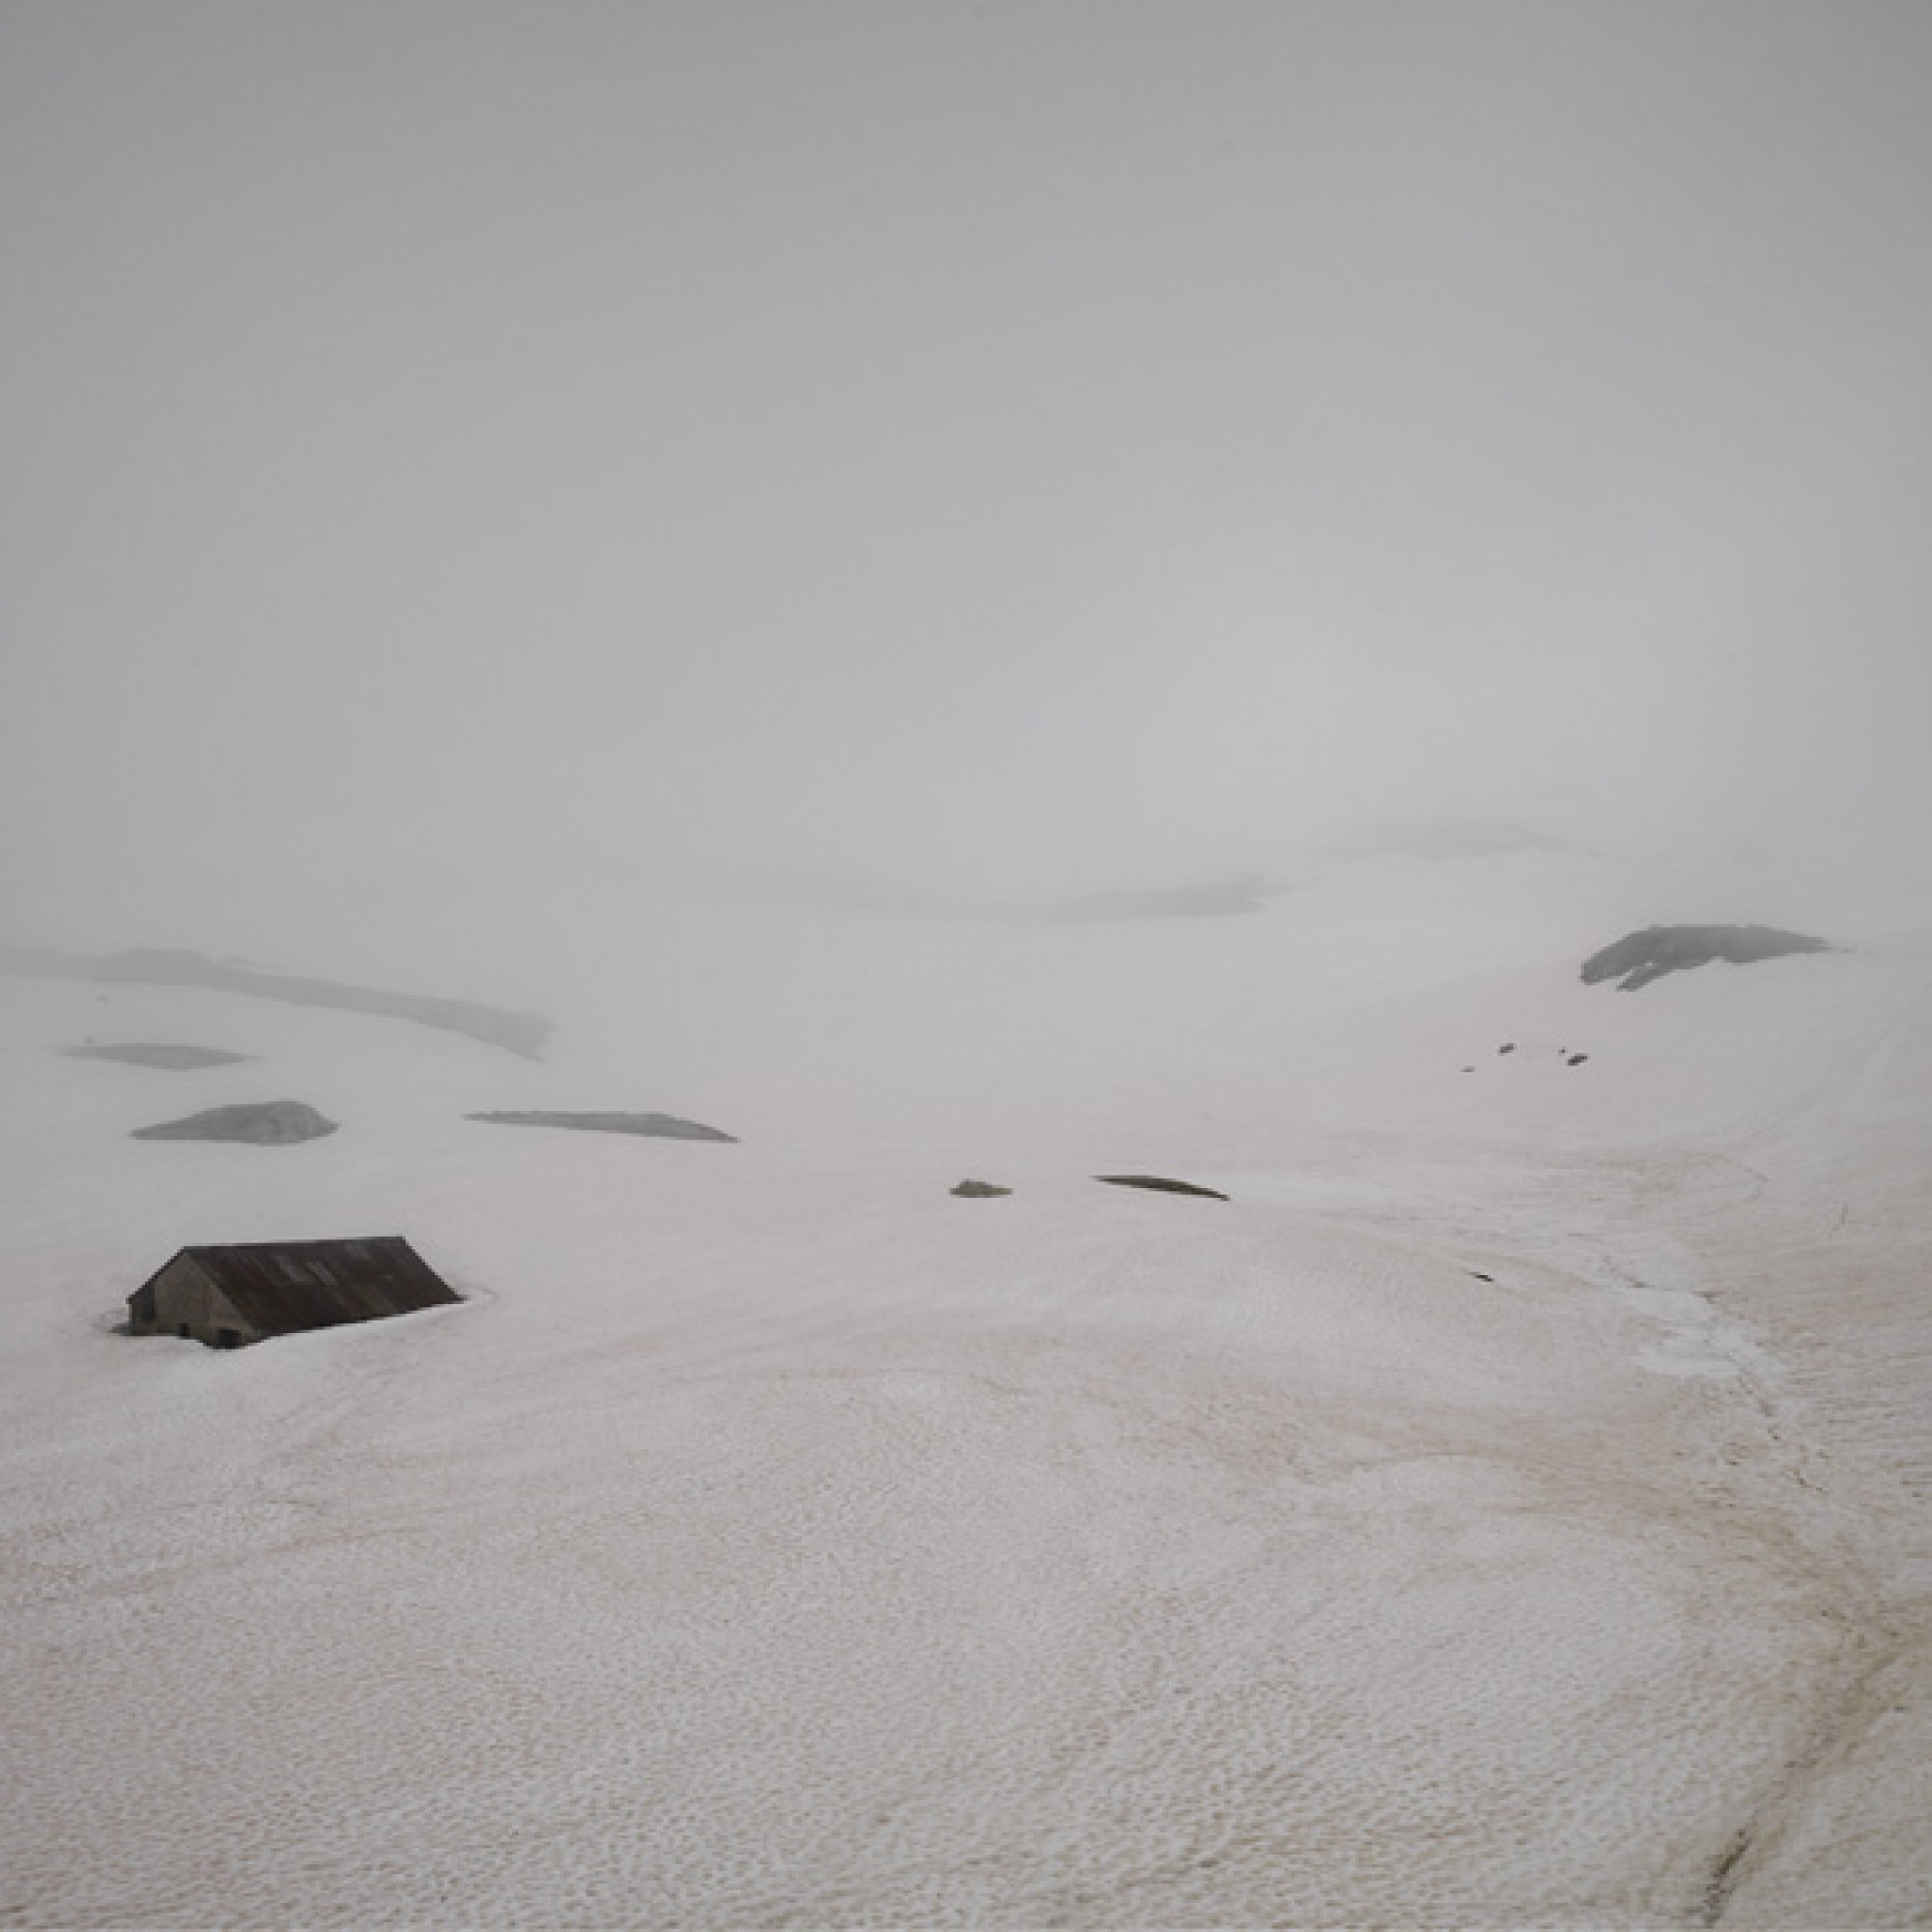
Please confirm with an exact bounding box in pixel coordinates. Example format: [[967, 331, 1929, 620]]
[[141, 1236, 460, 1333]]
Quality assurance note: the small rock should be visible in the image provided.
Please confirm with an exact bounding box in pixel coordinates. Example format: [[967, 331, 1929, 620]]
[[1498, 1042, 1516, 1055], [1566, 1053, 1589, 1066], [951, 1179, 1012, 1198]]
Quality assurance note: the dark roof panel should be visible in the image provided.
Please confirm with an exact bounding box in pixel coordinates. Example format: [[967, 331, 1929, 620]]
[[162, 1236, 461, 1333]]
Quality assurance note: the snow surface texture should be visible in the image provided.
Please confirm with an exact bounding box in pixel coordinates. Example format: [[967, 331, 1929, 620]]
[[3, 849, 1929, 1926]]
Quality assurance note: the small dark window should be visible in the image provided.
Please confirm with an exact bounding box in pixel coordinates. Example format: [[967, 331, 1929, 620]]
[[214, 1328, 241, 1350]]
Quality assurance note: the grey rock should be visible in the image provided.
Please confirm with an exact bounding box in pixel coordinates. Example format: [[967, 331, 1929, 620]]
[[951, 1179, 1012, 1198], [467, 1110, 737, 1143], [131, 1100, 338, 1145]]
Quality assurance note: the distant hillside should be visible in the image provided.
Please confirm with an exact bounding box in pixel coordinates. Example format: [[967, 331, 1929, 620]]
[[1, 947, 551, 1059], [1024, 876, 1265, 923]]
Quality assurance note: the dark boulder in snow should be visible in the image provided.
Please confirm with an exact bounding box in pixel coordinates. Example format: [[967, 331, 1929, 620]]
[[1094, 1174, 1230, 1202], [1581, 924, 1832, 992], [131, 1100, 337, 1144], [468, 1110, 738, 1143], [951, 1179, 1012, 1198], [69, 1041, 251, 1070]]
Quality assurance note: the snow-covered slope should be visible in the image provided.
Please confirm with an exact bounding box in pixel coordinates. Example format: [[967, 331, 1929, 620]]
[[4, 851, 1928, 1925]]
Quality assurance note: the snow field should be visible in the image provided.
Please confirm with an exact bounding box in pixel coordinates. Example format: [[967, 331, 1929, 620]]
[[3, 852, 1929, 1923]]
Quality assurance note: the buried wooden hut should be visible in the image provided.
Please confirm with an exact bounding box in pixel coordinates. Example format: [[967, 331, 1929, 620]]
[[128, 1236, 460, 1349]]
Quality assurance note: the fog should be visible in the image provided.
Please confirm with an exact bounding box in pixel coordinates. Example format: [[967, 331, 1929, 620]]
[[5, 1, 1931, 972]]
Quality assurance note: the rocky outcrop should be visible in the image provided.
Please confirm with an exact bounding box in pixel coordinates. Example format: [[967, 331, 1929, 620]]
[[131, 1100, 338, 1145], [68, 1041, 251, 1070], [1581, 924, 1833, 992], [467, 1110, 738, 1143], [1094, 1174, 1230, 1202], [951, 1179, 1012, 1198]]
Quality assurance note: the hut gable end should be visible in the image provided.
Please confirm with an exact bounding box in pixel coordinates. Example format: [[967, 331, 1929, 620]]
[[128, 1237, 459, 1348]]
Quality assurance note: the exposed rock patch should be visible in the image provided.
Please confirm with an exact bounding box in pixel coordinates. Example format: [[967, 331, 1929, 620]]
[[68, 1041, 251, 1070], [1581, 924, 1833, 992], [131, 1100, 338, 1145], [951, 1179, 1012, 1198], [1094, 1174, 1230, 1202], [467, 1110, 738, 1144]]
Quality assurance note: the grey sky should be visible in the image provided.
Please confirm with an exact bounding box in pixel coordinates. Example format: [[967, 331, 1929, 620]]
[[4, 1, 1930, 950]]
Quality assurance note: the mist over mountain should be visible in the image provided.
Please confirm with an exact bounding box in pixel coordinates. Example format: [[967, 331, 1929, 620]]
[[5, 1, 1931, 972]]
